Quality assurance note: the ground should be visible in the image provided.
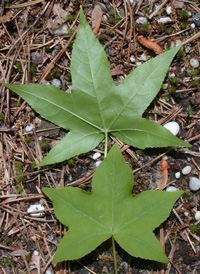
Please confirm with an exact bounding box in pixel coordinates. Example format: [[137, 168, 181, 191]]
[[0, 0, 200, 273]]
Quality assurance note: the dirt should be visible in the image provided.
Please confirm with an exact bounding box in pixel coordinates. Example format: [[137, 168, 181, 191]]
[[0, 0, 200, 273]]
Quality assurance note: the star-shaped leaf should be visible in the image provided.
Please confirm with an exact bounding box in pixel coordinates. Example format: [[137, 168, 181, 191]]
[[4, 9, 190, 166], [43, 144, 183, 264]]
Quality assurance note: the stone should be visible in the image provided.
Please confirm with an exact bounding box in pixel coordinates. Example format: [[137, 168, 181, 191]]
[[51, 78, 61, 89], [182, 166, 192, 175], [189, 177, 200, 191], [175, 172, 181, 179], [193, 13, 200, 27], [27, 204, 45, 217], [195, 211, 200, 221], [190, 58, 199, 68], [163, 122, 180, 136], [166, 186, 178, 192], [92, 152, 101, 160], [136, 17, 147, 24]]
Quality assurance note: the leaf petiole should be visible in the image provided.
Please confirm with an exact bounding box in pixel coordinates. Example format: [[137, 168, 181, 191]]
[[112, 236, 118, 274], [104, 131, 108, 158]]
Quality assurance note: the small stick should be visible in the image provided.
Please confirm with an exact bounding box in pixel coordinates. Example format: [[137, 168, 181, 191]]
[[6, 0, 44, 9], [120, 0, 128, 60], [181, 31, 200, 46], [133, 149, 172, 173], [39, 27, 78, 83], [135, 0, 143, 14], [127, 0, 133, 64], [173, 209, 197, 253], [149, 0, 169, 20]]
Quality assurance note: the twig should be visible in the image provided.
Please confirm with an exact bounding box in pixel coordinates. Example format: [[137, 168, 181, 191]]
[[182, 31, 200, 46], [110, 136, 141, 166], [127, 0, 133, 64], [135, 0, 143, 14], [149, 0, 169, 20], [133, 149, 172, 173], [6, 0, 45, 9], [120, 0, 128, 60], [173, 209, 197, 253], [39, 27, 78, 82]]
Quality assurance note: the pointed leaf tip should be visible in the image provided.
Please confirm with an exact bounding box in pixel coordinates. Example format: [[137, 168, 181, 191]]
[[79, 7, 87, 25]]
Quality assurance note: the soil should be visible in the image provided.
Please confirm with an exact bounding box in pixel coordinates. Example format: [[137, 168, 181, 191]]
[[0, 1, 200, 274]]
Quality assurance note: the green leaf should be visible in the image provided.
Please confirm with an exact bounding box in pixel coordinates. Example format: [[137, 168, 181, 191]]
[[43, 144, 183, 263], [4, 9, 191, 166]]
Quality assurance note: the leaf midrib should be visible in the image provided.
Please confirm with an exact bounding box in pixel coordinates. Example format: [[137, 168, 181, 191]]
[[15, 87, 104, 132], [56, 193, 111, 233], [108, 54, 170, 130], [84, 35, 107, 131], [116, 195, 174, 232]]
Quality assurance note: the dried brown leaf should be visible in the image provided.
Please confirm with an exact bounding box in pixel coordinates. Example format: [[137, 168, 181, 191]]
[[0, 11, 13, 24], [91, 5, 103, 35], [156, 159, 168, 190], [111, 65, 123, 76], [46, 4, 69, 32], [137, 36, 163, 55]]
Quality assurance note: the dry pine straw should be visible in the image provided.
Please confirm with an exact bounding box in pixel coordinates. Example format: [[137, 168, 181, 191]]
[[1, 1, 200, 273]]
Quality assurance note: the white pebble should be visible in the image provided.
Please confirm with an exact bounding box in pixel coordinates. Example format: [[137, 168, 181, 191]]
[[136, 62, 142, 66], [162, 83, 168, 89], [130, 56, 135, 63], [95, 160, 102, 167], [34, 250, 39, 256], [53, 24, 68, 35], [41, 80, 50, 85], [189, 177, 200, 191], [163, 122, 180, 136], [182, 166, 192, 175], [27, 204, 45, 217], [136, 17, 147, 24], [92, 152, 101, 160], [51, 79, 61, 89], [185, 46, 191, 53], [190, 58, 199, 68], [195, 211, 200, 221], [175, 172, 181, 179], [184, 211, 189, 217], [166, 6, 171, 15], [157, 17, 172, 24], [25, 123, 34, 132], [169, 72, 175, 78], [139, 53, 148, 61], [191, 23, 196, 29], [166, 186, 178, 192]]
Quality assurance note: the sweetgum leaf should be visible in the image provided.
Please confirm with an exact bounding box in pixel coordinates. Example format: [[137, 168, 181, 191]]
[[43, 144, 183, 263], [4, 9, 191, 166]]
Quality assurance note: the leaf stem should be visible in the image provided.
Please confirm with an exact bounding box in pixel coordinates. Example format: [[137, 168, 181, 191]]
[[104, 131, 108, 158], [112, 236, 118, 274]]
